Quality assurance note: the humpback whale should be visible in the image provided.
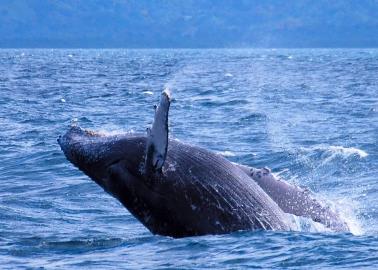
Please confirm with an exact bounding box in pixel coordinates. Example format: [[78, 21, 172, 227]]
[[58, 90, 349, 237]]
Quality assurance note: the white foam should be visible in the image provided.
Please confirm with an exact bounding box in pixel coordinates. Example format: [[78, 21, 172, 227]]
[[216, 150, 236, 157], [289, 214, 328, 233], [328, 146, 368, 158], [224, 73, 233, 77], [301, 144, 368, 158], [143, 91, 153, 95]]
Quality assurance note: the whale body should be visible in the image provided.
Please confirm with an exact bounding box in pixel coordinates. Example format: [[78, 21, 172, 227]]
[[58, 90, 349, 237]]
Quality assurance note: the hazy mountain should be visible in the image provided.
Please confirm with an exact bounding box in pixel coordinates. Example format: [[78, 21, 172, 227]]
[[1, 0, 377, 48]]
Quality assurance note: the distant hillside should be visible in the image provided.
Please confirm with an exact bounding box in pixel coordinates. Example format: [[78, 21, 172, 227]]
[[1, 0, 378, 48]]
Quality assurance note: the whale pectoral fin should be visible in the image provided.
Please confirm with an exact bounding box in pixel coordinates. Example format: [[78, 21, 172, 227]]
[[145, 89, 171, 175]]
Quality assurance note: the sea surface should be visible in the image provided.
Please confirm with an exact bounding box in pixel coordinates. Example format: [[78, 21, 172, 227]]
[[0, 49, 377, 269]]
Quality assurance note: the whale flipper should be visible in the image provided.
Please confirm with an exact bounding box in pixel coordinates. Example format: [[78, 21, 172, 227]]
[[145, 89, 171, 175]]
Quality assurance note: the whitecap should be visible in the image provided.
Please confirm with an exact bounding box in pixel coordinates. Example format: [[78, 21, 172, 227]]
[[216, 150, 236, 157], [300, 144, 368, 158], [328, 146, 368, 158], [143, 91, 153, 95]]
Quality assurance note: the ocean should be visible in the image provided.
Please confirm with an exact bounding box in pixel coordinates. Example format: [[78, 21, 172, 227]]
[[0, 49, 377, 269]]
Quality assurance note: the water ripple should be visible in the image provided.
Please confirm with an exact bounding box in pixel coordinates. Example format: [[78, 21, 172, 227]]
[[0, 49, 377, 269]]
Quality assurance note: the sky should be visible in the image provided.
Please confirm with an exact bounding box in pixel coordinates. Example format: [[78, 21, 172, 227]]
[[0, 0, 378, 48]]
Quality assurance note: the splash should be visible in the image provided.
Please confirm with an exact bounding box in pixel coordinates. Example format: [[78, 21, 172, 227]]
[[289, 214, 330, 233], [311, 192, 364, 235], [164, 64, 197, 91], [286, 194, 363, 235], [163, 87, 171, 99], [334, 197, 363, 235]]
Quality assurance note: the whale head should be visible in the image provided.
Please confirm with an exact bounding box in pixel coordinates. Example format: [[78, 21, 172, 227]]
[[57, 126, 180, 235], [57, 126, 149, 197]]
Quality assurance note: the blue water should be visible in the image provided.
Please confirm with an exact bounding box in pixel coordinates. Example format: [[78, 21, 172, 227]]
[[0, 49, 377, 269]]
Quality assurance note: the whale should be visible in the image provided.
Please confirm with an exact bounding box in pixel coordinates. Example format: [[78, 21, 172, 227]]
[[58, 89, 349, 237], [235, 165, 349, 232]]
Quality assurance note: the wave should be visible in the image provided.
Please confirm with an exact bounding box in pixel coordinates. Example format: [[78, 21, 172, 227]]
[[328, 146, 368, 158], [300, 145, 368, 158]]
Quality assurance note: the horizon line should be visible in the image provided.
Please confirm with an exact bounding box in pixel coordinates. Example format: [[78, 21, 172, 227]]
[[1, 47, 378, 50]]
